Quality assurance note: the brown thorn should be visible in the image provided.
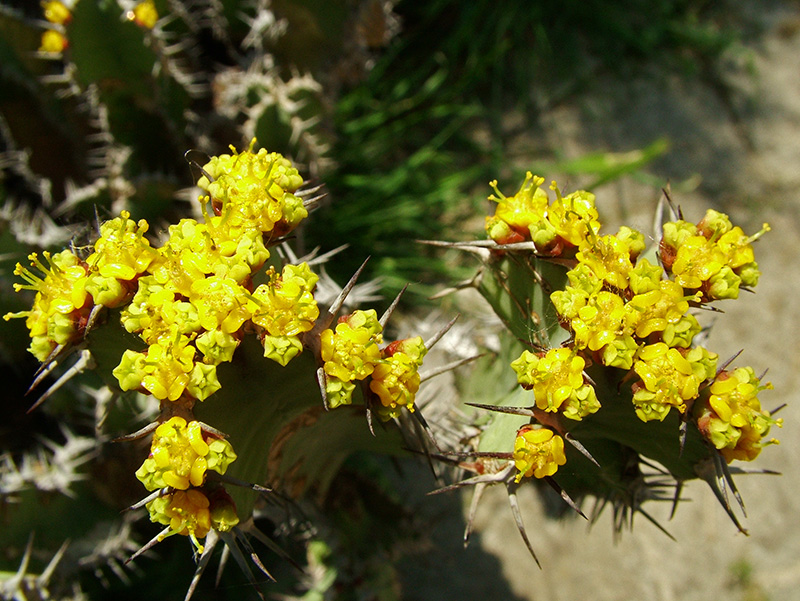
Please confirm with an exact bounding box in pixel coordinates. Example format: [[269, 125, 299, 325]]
[[184, 530, 219, 601], [564, 433, 600, 468], [637, 506, 677, 542], [247, 524, 303, 572], [424, 314, 459, 350], [113, 421, 158, 443], [316, 367, 330, 411], [126, 527, 171, 565], [126, 487, 169, 512], [678, 417, 689, 457], [184, 150, 213, 182], [327, 257, 371, 322], [669, 480, 684, 520], [464, 482, 488, 547], [84, 303, 104, 335], [218, 531, 266, 600], [297, 183, 325, 197], [364, 386, 376, 437], [718, 453, 747, 517], [211, 473, 273, 494], [506, 479, 542, 569], [428, 464, 514, 496], [464, 402, 536, 418], [716, 349, 745, 377], [28, 345, 66, 393], [28, 350, 93, 413], [379, 284, 408, 329], [419, 353, 484, 383], [196, 421, 229, 439], [410, 407, 442, 454], [544, 476, 587, 520], [233, 526, 276, 582]]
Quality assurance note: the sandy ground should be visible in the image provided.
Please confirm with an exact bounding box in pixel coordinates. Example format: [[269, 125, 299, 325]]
[[402, 2, 800, 600]]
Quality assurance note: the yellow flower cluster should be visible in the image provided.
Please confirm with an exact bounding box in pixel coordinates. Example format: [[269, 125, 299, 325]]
[[136, 417, 237, 491], [695, 368, 781, 462], [250, 264, 320, 366], [197, 141, 307, 240], [7, 140, 430, 552], [321, 310, 384, 408], [106, 144, 314, 404], [146, 486, 240, 553], [485, 172, 601, 254], [487, 175, 774, 480], [136, 418, 238, 552], [370, 337, 428, 421], [5, 251, 90, 361], [660, 209, 769, 301], [511, 348, 599, 420], [512, 426, 567, 482], [632, 343, 717, 422]]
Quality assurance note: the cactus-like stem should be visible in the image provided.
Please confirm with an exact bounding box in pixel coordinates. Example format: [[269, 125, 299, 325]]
[[440, 173, 780, 559]]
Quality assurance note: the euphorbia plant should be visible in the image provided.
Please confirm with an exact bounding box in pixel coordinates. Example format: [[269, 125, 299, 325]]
[[429, 173, 779, 562], [4, 141, 442, 596]]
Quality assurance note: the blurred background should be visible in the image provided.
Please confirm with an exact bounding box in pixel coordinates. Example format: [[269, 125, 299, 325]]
[[1, 0, 798, 599]]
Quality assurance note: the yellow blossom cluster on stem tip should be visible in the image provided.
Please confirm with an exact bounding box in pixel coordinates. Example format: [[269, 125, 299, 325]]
[[660, 209, 770, 301], [512, 426, 567, 482], [631, 343, 718, 422], [695, 368, 781, 463], [485, 172, 601, 254], [369, 337, 428, 421], [8, 140, 432, 552], [321, 310, 384, 408], [484, 175, 775, 482], [511, 348, 599, 420], [147, 489, 213, 553], [4, 250, 90, 361], [250, 264, 320, 366], [135, 417, 237, 491], [197, 139, 307, 239]]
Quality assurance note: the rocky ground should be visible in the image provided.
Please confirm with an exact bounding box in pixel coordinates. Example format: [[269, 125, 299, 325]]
[[401, 2, 800, 600]]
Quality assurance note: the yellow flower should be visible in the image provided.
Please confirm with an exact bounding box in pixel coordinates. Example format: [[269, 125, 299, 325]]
[[121, 276, 201, 345], [197, 140, 306, 237], [571, 291, 629, 353], [4, 250, 89, 360], [136, 417, 237, 491], [632, 343, 707, 421], [147, 489, 212, 552], [671, 235, 726, 290], [321, 310, 383, 407], [42, 1, 70, 25], [485, 173, 548, 245], [511, 348, 599, 420], [542, 182, 600, 248], [513, 427, 567, 482], [321, 310, 383, 382], [370, 337, 427, 420], [39, 29, 68, 53], [189, 275, 252, 334], [576, 227, 643, 290], [696, 367, 779, 463], [128, 0, 158, 29], [250, 263, 319, 365], [113, 338, 199, 402], [624, 278, 696, 339]]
